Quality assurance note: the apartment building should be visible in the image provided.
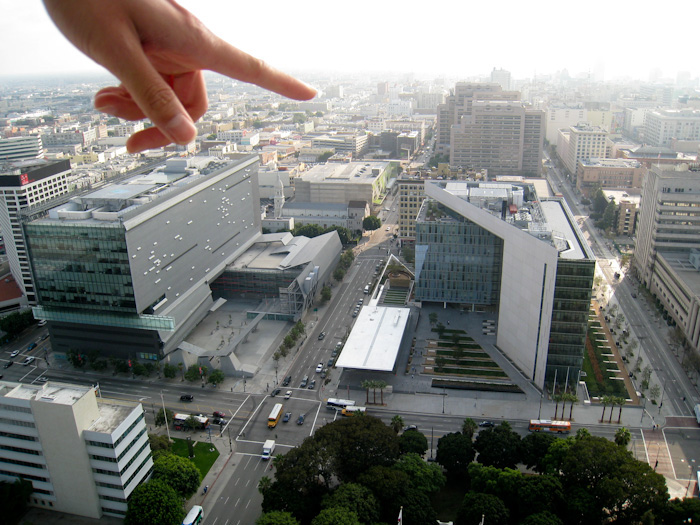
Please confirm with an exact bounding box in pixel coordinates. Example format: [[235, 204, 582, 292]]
[[545, 103, 586, 145], [575, 158, 645, 197], [558, 123, 608, 176], [0, 381, 152, 519], [643, 109, 700, 147], [450, 100, 545, 176], [415, 181, 595, 387], [397, 177, 426, 246]]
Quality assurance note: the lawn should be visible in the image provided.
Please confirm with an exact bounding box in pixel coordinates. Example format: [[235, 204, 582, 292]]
[[172, 437, 220, 479]]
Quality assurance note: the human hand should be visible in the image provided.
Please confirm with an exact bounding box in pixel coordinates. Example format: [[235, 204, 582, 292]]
[[43, 0, 316, 153]]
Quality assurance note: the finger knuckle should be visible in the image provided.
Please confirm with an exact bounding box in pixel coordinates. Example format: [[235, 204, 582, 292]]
[[140, 82, 175, 115]]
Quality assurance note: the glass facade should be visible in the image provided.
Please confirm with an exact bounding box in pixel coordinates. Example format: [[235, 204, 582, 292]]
[[415, 202, 504, 306], [545, 259, 595, 384]]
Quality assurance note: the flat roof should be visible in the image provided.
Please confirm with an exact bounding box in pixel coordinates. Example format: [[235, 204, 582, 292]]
[[335, 304, 410, 371], [299, 161, 389, 185], [657, 251, 700, 297], [4, 382, 90, 405]]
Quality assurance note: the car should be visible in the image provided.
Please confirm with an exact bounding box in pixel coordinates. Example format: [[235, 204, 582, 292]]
[[357, 299, 363, 306], [404, 425, 418, 432], [282, 375, 292, 386], [308, 379, 316, 390], [331, 348, 338, 357], [270, 388, 281, 397], [318, 332, 326, 340], [10, 350, 19, 358], [385, 227, 390, 231], [180, 394, 194, 402], [284, 390, 293, 399], [282, 412, 292, 423], [300, 375, 308, 388], [632, 293, 637, 298], [478, 421, 495, 427], [297, 414, 305, 425], [27, 343, 37, 351], [352, 310, 358, 318], [321, 369, 327, 379], [3, 361, 13, 369], [37, 320, 47, 326], [315, 362, 323, 373], [327, 358, 334, 367], [40, 334, 49, 341], [213, 411, 226, 418], [212, 417, 227, 425], [21, 356, 35, 366]]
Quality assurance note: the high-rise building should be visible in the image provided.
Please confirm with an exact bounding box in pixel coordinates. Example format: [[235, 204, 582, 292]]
[[634, 163, 700, 354], [545, 103, 586, 145], [449, 100, 545, 176], [415, 181, 595, 387], [397, 177, 425, 246], [26, 156, 262, 359], [0, 136, 45, 162], [0, 381, 152, 519], [558, 123, 608, 176], [643, 109, 700, 147], [0, 159, 72, 305], [435, 82, 520, 156], [490, 68, 512, 91]]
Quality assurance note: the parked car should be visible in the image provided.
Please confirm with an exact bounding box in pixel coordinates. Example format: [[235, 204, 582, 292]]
[[318, 332, 326, 340], [282, 375, 292, 386], [284, 390, 293, 399], [308, 379, 316, 390], [297, 414, 305, 425], [352, 309, 359, 318], [270, 388, 281, 397], [282, 412, 292, 423], [180, 394, 194, 402], [21, 356, 35, 366], [327, 358, 335, 367], [315, 362, 323, 373]]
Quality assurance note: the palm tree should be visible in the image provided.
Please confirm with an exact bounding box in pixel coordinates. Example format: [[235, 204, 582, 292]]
[[462, 418, 477, 440], [376, 380, 388, 405], [614, 427, 632, 447], [601, 395, 613, 422], [553, 393, 563, 419], [566, 393, 579, 421], [615, 396, 627, 424], [361, 380, 372, 404], [609, 396, 624, 423], [390, 415, 404, 434]]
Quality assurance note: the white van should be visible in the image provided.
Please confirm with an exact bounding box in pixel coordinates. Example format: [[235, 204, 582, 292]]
[[363, 285, 369, 294]]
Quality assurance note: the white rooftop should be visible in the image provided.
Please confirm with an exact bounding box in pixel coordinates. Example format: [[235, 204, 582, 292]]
[[336, 304, 410, 371]]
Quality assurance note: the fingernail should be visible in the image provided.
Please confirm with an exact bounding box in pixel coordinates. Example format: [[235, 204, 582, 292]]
[[165, 113, 196, 144], [96, 105, 117, 115]]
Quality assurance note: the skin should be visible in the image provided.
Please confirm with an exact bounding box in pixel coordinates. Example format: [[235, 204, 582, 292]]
[[43, 0, 316, 152]]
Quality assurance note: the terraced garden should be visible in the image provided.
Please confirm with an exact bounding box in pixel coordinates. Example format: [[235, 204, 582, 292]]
[[425, 327, 508, 380]]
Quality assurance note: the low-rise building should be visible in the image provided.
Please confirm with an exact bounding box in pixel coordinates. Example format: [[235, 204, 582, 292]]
[[575, 158, 644, 197]]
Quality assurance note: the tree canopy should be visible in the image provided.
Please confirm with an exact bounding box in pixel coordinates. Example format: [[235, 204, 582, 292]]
[[398, 429, 428, 456], [124, 479, 185, 525], [473, 421, 522, 469], [321, 483, 379, 524], [152, 452, 201, 498], [436, 431, 475, 478], [362, 215, 381, 231]]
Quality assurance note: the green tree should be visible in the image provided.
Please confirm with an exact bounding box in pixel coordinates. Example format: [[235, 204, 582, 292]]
[[596, 198, 617, 230], [393, 452, 445, 494], [148, 433, 172, 453], [292, 223, 326, 238], [326, 226, 353, 245], [184, 364, 204, 382], [473, 421, 522, 469], [256, 511, 300, 525], [362, 215, 381, 231], [155, 407, 174, 426], [124, 479, 185, 525], [390, 414, 404, 433], [208, 368, 225, 386], [320, 285, 332, 302], [516, 475, 565, 522], [321, 483, 379, 524], [67, 349, 86, 368], [333, 267, 346, 281], [520, 431, 558, 474], [649, 384, 661, 404], [429, 312, 438, 326], [163, 363, 178, 379], [403, 245, 415, 264], [592, 188, 609, 216], [292, 113, 307, 124], [132, 361, 148, 376], [152, 453, 201, 498], [356, 465, 409, 524], [614, 427, 632, 447], [457, 492, 510, 525], [520, 511, 563, 525], [461, 417, 478, 439], [436, 431, 475, 478], [311, 507, 360, 525], [318, 151, 334, 162], [661, 497, 700, 524], [398, 487, 438, 525], [399, 429, 428, 456]]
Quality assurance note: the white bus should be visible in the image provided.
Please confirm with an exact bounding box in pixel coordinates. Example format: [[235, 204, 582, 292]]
[[173, 413, 210, 431], [326, 398, 356, 411], [341, 406, 366, 416], [182, 505, 204, 525]]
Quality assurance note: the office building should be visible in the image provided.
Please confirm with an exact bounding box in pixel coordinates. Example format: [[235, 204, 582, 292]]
[[0, 136, 45, 162], [449, 100, 545, 176], [558, 123, 609, 176], [575, 158, 644, 197], [310, 132, 369, 158], [397, 177, 426, 246], [436, 82, 520, 156], [545, 103, 586, 145], [0, 159, 72, 305], [26, 156, 263, 360], [643, 109, 700, 147], [490, 68, 512, 91], [0, 381, 152, 519], [414, 181, 595, 387], [602, 189, 640, 236]]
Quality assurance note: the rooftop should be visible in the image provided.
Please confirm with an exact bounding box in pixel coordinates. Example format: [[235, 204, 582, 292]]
[[90, 400, 138, 434], [3, 381, 91, 405], [298, 161, 390, 184], [579, 158, 642, 169]]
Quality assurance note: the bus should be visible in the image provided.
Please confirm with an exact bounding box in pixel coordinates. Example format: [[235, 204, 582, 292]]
[[268, 403, 283, 428], [173, 413, 210, 431], [528, 419, 571, 434], [341, 406, 366, 416], [326, 398, 356, 411], [182, 505, 204, 525]]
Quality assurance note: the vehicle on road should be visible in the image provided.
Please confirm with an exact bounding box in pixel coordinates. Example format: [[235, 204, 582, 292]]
[[385, 227, 390, 231], [40, 334, 49, 341], [268, 403, 284, 429], [318, 332, 326, 340], [27, 343, 37, 351], [528, 419, 571, 433], [326, 398, 355, 411], [352, 309, 358, 317], [341, 406, 366, 416], [270, 388, 281, 397], [321, 369, 327, 379], [282, 412, 292, 423], [300, 375, 308, 388], [10, 350, 19, 358], [212, 417, 226, 425], [297, 414, 305, 425], [213, 411, 226, 418], [38, 320, 47, 327], [182, 505, 204, 525], [327, 358, 334, 367], [262, 439, 275, 460], [282, 375, 292, 386], [284, 390, 292, 399], [21, 356, 35, 366], [180, 394, 194, 402], [308, 379, 316, 390], [478, 421, 495, 427], [173, 413, 209, 430], [3, 361, 13, 369], [36, 376, 48, 383], [315, 362, 323, 373]]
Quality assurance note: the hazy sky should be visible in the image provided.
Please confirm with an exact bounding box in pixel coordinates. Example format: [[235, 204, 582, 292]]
[[1, 1, 696, 84]]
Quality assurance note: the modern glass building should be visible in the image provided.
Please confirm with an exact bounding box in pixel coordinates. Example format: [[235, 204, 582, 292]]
[[416, 181, 595, 387]]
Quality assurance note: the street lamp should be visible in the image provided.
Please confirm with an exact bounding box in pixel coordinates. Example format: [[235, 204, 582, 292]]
[[160, 391, 171, 441]]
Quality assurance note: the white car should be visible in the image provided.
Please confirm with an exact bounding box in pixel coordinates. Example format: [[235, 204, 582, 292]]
[[284, 390, 293, 399], [385, 227, 391, 231], [10, 350, 19, 358], [22, 356, 35, 366], [315, 362, 323, 373]]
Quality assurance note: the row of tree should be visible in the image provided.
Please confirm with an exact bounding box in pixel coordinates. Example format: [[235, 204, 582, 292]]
[[256, 415, 695, 525]]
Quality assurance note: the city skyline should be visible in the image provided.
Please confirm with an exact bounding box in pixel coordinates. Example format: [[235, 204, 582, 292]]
[[1, 0, 698, 84]]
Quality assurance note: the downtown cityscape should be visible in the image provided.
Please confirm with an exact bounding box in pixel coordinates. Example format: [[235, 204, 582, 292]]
[[2, 3, 700, 524]]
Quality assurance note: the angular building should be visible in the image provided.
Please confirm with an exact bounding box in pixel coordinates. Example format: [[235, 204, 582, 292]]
[[0, 381, 152, 519], [25, 156, 263, 359], [415, 181, 595, 387], [0, 136, 45, 162]]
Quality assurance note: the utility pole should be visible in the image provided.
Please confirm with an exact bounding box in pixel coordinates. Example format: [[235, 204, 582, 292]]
[[160, 391, 171, 441]]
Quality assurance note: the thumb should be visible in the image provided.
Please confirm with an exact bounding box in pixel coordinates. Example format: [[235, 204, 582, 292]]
[[112, 54, 197, 145]]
